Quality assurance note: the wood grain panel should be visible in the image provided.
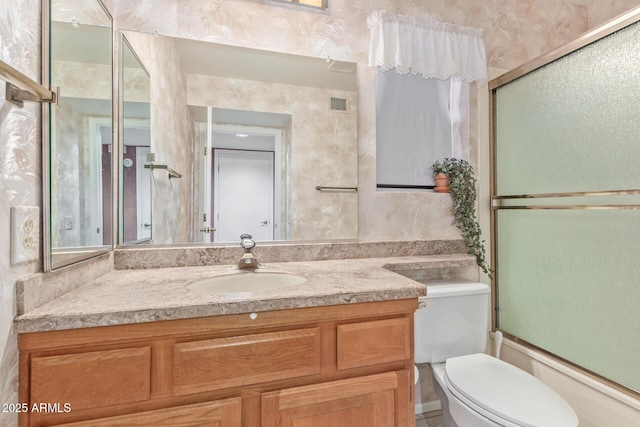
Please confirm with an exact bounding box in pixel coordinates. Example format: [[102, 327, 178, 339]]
[[19, 299, 418, 352], [280, 392, 395, 427], [174, 328, 321, 395], [53, 398, 242, 426], [261, 372, 399, 427], [337, 317, 410, 370], [31, 347, 151, 411], [274, 371, 398, 409]]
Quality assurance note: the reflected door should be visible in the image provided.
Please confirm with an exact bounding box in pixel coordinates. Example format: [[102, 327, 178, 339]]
[[213, 150, 274, 242]]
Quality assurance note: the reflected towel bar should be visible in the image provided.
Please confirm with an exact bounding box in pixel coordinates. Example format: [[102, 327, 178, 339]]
[[315, 186, 358, 192], [144, 163, 182, 179], [1, 61, 57, 107]]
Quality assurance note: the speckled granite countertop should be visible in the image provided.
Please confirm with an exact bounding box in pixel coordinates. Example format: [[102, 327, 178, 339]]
[[14, 256, 467, 334]]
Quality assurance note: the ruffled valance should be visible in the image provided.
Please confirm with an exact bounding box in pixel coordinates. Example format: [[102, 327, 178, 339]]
[[368, 11, 487, 84]]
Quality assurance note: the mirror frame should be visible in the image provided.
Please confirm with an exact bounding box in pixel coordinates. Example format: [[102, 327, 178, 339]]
[[42, 0, 115, 271]]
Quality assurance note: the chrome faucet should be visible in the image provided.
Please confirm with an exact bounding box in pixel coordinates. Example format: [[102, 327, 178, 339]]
[[238, 234, 259, 269]]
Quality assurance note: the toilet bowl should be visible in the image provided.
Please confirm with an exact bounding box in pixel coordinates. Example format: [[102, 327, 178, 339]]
[[429, 355, 578, 427], [414, 280, 578, 427]]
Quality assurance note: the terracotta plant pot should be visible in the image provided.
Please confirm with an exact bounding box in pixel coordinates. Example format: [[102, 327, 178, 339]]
[[434, 173, 450, 193]]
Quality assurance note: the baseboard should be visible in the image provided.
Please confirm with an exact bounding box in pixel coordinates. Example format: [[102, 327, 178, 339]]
[[415, 400, 441, 415]]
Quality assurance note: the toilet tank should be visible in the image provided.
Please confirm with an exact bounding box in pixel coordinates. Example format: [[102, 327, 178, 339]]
[[414, 280, 491, 364]]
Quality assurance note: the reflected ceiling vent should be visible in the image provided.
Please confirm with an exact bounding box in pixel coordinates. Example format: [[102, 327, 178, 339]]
[[327, 60, 356, 74], [330, 97, 348, 112]]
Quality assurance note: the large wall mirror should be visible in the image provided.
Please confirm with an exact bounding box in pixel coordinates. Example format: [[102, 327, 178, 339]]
[[120, 31, 358, 245], [45, 0, 113, 270]]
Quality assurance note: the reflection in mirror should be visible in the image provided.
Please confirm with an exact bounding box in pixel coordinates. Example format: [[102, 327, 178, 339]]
[[190, 107, 292, 243], [121, 36, 151, 245], [121, 31, 358, 245], [48, 0, 112, 269]]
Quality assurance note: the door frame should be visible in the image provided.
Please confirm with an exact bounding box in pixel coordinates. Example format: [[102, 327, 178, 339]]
[[88, 116, 111, 246], [209, 123, 284, 240]]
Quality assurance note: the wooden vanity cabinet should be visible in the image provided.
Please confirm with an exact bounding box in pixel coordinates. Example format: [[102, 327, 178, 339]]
[[18, 299, 417, 427]]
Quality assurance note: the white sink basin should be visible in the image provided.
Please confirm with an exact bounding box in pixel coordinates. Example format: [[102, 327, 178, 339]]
[[188, 272, 307, 293]]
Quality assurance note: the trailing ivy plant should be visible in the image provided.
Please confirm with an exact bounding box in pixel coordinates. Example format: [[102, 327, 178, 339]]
[[432, 159, 452, 175], [432, 158, 492, 277]]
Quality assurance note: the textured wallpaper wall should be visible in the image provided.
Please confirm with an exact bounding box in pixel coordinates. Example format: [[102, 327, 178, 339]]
[[587, 0, 639, 27], [1, 1, 639, 425], [0, 1, 41, 425]]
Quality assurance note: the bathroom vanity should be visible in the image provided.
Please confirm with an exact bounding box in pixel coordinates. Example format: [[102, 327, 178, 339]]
[[19, 299, 415, 426], [14, 255, 473, 426]]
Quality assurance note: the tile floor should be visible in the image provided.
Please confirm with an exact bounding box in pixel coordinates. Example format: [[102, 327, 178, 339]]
[[415, 410, 443, 427]]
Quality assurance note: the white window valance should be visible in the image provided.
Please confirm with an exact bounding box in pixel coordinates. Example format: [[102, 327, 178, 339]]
[[368, 11, 487, 84]]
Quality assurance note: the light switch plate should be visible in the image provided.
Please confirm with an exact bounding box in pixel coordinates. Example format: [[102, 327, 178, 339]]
[[11, 206, 39, 265]]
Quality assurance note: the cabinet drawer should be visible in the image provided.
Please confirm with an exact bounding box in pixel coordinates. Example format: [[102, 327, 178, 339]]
[[53, 398, 242, 426], [174, 328, 321, 395], [261, 372, 401, 427], [31, 347, 151, 411], [337, 318, 410, 370]]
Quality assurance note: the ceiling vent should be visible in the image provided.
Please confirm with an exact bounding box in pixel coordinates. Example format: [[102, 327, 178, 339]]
[[330, 97, 348, 112]]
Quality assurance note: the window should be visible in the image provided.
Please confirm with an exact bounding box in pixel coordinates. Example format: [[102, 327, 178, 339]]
[[367, 11, 486, 190], [376, 71, 454, 189]]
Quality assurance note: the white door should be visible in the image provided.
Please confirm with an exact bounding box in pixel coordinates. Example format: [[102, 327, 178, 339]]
[[213, 149, 274, 242], [135, 146, 152, 240]]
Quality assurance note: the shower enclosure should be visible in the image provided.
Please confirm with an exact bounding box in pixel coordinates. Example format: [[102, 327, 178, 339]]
[[490, 7, 640, 395]]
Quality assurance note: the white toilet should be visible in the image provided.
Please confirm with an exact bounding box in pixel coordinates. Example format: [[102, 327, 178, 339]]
[[414, 280, 579, 427]]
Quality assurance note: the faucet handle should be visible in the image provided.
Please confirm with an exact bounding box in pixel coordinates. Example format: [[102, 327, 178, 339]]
[[240, 234, 256, 250]]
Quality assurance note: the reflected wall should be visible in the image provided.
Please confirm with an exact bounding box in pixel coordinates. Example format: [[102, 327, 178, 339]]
[[123, 31, 196, 244], [122, 31, 358, 245]]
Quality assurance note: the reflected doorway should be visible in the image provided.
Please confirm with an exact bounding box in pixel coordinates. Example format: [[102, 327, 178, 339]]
[[199, 120, 285, 243], [213, 149, 275, 242]]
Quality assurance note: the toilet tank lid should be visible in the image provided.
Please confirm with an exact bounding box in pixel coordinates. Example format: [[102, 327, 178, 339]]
[[445, 354, 578, 427], [423, 280, 490, 299]]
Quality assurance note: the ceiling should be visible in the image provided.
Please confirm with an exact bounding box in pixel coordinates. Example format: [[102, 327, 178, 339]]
[[54, 22, 357, 93], [174, 36, 357, 92]]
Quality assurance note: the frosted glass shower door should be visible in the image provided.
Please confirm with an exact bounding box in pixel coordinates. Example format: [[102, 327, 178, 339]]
[[496, 209, 640, 391], [492, 14, 640, 393]]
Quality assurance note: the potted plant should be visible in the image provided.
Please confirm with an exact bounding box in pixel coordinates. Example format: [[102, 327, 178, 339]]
[[432, 158, 492, 276], [431, 159, 451, 192]]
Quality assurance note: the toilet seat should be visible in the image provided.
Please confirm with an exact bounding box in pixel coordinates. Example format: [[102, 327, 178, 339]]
[[444, 354, 578, 427]]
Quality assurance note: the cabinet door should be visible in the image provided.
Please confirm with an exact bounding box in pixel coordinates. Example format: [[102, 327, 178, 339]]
[[53, 398, 242, 426], [337, 318, 410, 370], [31, 347, 151, 411], [261, 371, 412, 427]]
